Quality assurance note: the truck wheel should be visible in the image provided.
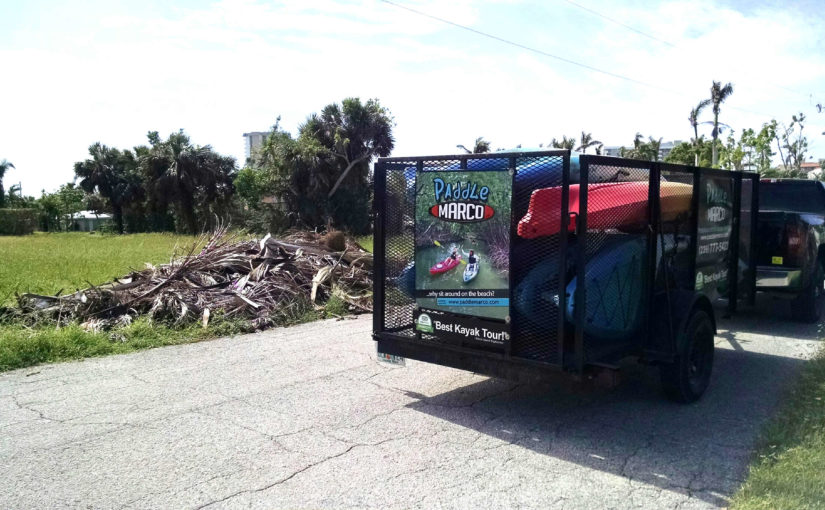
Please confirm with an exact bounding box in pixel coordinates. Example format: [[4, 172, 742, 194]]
[[791, 264, 823, 323], [660, 309, 714, 403]]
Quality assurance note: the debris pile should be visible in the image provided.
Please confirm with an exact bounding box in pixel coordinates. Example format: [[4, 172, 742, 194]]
[[16, 227, 373, 330]]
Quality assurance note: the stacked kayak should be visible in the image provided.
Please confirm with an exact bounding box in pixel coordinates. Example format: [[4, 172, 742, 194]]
[[517, 181, 692, 239], [513, 234, 646, 340]]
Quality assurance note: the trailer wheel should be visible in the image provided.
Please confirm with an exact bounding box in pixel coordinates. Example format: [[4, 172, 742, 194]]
[[791, 263, 823, 323], [660, 309, 714, 403]]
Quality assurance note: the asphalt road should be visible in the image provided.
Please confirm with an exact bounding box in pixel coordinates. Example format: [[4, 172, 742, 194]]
[[1, 295, 821, 509]]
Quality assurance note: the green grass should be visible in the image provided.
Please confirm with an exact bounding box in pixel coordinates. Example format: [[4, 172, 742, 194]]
[[0, 319, 217, 372], [731, 349, 825, 510], [0, 232, 335, 373], [0, 232, 197, 304], [355, 234, 414, 258], [0, 301, 326, 373], [355, 235, 373, 253]]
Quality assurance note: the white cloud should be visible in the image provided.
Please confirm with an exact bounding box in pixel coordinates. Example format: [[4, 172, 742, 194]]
[[1, 0, 823, 196]]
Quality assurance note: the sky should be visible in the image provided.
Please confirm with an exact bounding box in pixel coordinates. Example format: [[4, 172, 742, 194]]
[[1, 0, 824, 195]]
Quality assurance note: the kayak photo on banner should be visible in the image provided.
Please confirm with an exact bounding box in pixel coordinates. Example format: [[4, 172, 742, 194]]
[[414, 170, 511, 321]]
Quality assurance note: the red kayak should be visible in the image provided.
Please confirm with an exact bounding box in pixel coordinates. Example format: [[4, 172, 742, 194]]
[[517, 181, 692, 239], [430, 255, 462, 275]]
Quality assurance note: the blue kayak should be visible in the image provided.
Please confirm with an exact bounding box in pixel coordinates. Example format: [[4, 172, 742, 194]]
[[564, 235, 646, 340]]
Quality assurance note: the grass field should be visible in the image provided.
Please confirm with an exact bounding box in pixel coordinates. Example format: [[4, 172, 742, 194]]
[[0, 232, 198, 304], [0, 232, 336, 372], [732, 349, 825, 509]]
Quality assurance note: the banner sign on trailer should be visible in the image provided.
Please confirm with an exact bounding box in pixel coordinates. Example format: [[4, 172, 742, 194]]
[[414, 307, 510, 349], [414, 169, 511, 345], [695, 174, 734, 300]]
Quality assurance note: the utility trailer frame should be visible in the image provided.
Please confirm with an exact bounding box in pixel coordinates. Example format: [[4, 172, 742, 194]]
[[373, 150, 758, 400]]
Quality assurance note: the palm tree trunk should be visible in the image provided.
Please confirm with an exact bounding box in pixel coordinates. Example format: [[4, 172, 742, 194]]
[[0, 183, 4, 208], [179, 194, 198, 234], [712, 112, 719, 167], [328, 154, 371, 199], [113, 204, 124, 234], [693, 125, 699, 167]]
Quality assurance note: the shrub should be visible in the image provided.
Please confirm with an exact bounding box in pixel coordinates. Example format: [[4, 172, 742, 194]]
[[0, 209, 38, 235]]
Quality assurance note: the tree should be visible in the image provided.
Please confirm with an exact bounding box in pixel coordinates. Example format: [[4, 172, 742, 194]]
[[74, 143, 144, 234], [550, 136, 576, 150], [308, 98, 394, 199], [751, 122, 777, 174], [575, 132, 602, 153], [56, 183, 85, 229], [775, 113, 809, 175], [458, 137, 491, 154], [709, 81, 734, 167], [688, 99, 711, 166], [0, 159, 15, 208], [619, 133, 661, 161], [664, 140, 712, 167], [142, 130, 237, 233], [719, 130, 745, 171]]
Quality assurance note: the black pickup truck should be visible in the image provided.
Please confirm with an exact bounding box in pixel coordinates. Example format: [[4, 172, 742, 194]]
[[757, 179, 825, 322]]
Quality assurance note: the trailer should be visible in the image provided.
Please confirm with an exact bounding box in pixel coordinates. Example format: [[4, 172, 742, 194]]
[[373, 150, 758, 402]]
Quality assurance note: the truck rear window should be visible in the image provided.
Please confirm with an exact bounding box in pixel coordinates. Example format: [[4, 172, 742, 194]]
[[759, 182, 825, 214]]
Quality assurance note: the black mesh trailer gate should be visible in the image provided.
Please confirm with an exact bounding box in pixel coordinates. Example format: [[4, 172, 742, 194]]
[[373, 150, 758, 400]]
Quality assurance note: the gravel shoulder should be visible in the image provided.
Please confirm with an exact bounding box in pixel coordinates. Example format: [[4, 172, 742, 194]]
[[0, 294, 820, 509]]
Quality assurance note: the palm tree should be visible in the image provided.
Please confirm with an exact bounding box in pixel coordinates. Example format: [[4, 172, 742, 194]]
[[74, 143, 143, 234], [472, 137, 491, 153], [0, 159, 15, 208], [688, 99, 711, 166], [576, 131, 602, 153], [710, 81, 734, 167], [457, 137, 491, 154], [550, 136, 576, 150], [143, 130, 236, 233]]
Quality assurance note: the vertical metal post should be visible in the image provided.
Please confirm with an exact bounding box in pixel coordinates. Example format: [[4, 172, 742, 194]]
[[645, 163, 662, 350], [574, 156, 588, 373], [373, 161, 387, 335], [506, 156, 517, 358], [689, 167, 701, 288], [728, 174, 742, 315], [748, 175, 759, 306], [556, 153, 570, 366]]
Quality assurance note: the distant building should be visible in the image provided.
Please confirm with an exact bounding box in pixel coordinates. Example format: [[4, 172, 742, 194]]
[[72, 210, 113, 232], [803, 161, 822, 179], [243, 131, 269, 161], [602, 140, 683, 161]]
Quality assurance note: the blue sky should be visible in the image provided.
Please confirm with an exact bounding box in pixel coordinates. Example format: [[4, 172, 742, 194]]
[[2, 0, 824, 194]]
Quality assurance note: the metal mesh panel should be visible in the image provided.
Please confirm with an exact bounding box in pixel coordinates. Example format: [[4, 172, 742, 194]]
[[645, 167, 696, 355], [658, 168, 695, 292], [381, 162, 416, 336], [580, 163, 652, 362], [510, 155, 565, 364]]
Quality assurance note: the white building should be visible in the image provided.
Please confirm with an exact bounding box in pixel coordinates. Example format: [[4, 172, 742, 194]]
[[242, 131, 269, 162], [72, 210, 113, 232]]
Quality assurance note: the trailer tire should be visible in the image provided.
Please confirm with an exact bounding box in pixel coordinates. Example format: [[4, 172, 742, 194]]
[[660, 309, 714, 403], [791, 264, 823, 323]]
